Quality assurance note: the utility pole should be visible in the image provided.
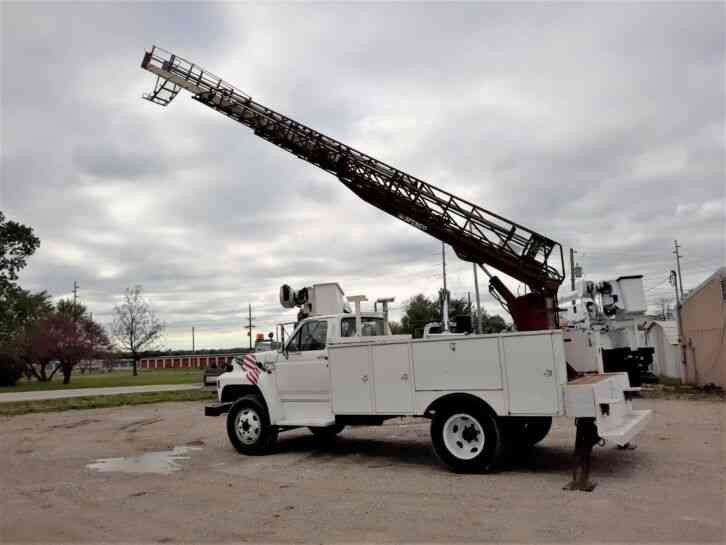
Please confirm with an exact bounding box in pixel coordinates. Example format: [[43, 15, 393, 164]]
[[673, 240, 684, 300], [472, 263, 482, 334], [72, 281, 79, 321], [569, 248, 577, 291], [671, 269, 687, 380], [192, 327, 195, 354], [245, 304, 256, 350], [441, 242, 449, 332]]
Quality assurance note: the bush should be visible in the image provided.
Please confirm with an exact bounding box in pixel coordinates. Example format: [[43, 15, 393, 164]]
[[0, 351, 25, 387]]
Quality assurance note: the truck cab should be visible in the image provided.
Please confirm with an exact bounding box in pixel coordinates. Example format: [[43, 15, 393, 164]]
[[217, 311, 391, 425]]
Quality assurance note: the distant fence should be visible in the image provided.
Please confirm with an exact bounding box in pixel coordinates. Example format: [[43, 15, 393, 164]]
[[138, 353, 244, 370]]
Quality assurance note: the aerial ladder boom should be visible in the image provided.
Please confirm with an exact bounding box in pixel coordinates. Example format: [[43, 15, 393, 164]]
[[140, 46, 565, 330]]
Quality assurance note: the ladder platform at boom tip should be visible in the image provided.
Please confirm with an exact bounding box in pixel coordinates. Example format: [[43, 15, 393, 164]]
[[139, 45, 565, 305]]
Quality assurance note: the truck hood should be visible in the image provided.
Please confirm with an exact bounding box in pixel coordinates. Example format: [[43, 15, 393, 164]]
[[248, 350, 281, 365]]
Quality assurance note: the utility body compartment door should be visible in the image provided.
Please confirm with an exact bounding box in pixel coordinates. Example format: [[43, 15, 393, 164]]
[[329, 342, 373, 414], [371, 342, 413, 413], [329, 340, 415, 414], [501, 332, 563, 414], [412, 336, 502, 391]]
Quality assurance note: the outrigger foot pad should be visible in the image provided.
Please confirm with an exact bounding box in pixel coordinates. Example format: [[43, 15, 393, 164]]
[[564, 418, 600, 492]]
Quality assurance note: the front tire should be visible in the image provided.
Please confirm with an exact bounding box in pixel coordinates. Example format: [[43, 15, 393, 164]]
[[431, 401, 504, 473], [226, 395, 277, 455]]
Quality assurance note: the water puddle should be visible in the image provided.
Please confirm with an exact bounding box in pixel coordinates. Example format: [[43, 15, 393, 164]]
[[86, 446, 202, 475]]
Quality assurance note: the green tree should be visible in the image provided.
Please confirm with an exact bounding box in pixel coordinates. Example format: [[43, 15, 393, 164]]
[[0, 212, 43, 386], [399, 291, 508, 336], [56, 298, 88, 322], [400, 293, 439, 334], [389, 321, 404, 335], [480, 313, 508, 334], [0, 286, 53, 343], [1, 288, 54, 383], [0, 211, 40, 292]]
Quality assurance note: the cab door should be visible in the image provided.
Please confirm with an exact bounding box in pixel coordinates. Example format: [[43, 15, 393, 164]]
[[275, 320, 331, 416]]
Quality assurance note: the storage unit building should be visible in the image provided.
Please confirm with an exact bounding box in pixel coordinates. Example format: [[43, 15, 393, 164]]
[[681, 267, 726, 387]]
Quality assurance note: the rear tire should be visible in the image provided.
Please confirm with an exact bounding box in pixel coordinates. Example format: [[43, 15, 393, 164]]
[[505, 417, 552, 448], [308, 421, 346, 439], [431, 401, 504, 473], [226, 395, 277, 455]]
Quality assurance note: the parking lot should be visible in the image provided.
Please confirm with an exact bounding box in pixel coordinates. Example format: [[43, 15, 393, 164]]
[[1, 397, 723, 543]]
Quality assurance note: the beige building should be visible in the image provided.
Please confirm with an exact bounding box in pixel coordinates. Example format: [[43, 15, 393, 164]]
[[681, 267, 726, 387]]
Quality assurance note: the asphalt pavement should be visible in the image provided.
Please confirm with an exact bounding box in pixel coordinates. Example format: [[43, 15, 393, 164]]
[[0, 383, 202, 403]]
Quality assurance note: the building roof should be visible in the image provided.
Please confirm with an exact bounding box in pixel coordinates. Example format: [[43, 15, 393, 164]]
[[644, 320, 680, 345], [683, 267, 726, 306]]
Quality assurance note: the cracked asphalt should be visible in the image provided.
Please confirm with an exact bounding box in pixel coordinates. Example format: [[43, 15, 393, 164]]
[[1, 398, 723, 543]]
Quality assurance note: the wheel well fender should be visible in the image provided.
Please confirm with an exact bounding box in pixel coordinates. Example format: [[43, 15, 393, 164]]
[[423, 392, 498, 419], [221, 384, 264, 405]]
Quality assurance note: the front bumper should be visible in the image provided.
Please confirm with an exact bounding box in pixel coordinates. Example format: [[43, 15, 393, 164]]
[[205, 401, 232, 417]]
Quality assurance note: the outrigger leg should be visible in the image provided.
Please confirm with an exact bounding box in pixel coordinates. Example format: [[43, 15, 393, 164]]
[[564, 417, 600, 492]]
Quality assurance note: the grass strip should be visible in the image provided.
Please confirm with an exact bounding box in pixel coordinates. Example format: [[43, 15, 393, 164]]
[[0, 369, 203, 393], [0, 389, 215, 416]]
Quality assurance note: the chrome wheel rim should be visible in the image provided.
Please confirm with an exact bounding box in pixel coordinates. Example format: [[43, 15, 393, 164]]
[[442, 413, 485, 460], [235, 407, 262, 445]]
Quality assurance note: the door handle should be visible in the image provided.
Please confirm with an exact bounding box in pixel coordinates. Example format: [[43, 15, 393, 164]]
[[543, 369, 553, 377], [317, 355, 328, 360], [401, 372, 409, 381], [361, 374, 369, 383]]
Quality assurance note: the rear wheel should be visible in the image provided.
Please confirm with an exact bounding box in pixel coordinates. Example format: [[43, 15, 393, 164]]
[[226, 395, 277, 455], [505, 417, 552, 448], [308, 421, 346, 439], [431, 401, 504, 473]]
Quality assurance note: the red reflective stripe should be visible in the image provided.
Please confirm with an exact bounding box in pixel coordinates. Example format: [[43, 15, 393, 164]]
[[242, 362, 261, 378]]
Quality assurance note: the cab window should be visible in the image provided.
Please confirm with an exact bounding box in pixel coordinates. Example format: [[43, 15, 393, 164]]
[[287, 320, 328, 352], [340, 317, 384, 337]]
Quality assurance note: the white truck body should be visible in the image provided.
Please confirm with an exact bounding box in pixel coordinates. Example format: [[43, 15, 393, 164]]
[[216, 313, 650, 447]]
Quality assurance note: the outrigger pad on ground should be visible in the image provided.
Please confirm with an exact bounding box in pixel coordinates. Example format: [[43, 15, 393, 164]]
[[564, 418, 600, 492]]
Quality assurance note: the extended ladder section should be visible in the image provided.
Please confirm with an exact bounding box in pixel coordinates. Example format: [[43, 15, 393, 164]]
[[141, 46, 565, 329]]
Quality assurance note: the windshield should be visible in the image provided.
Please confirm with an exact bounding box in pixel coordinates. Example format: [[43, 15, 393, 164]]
[[340, 317, 385, 337]]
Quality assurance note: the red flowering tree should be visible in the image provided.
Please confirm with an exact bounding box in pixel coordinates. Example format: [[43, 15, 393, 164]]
[[28, 311, 110, 384]]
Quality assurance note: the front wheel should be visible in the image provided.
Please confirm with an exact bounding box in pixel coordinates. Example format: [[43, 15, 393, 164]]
[[226, 395, 277, 455], [431, 402, 504, 473]]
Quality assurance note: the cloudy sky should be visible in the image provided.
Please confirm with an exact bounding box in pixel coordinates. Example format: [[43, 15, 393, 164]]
[[2, 2, 724, 350]]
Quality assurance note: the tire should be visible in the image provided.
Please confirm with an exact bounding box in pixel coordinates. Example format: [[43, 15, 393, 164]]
[[504, 417, 552, 448], [430, 401, 504, 473], [308, 421, 346, 439], [226, 395, 277, 455]]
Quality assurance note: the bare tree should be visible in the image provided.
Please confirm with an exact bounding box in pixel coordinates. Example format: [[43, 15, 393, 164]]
[[110, 286, 164, 376]]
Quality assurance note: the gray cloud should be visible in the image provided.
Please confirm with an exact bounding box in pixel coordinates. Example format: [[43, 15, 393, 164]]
[[2, 2, 724, 348]]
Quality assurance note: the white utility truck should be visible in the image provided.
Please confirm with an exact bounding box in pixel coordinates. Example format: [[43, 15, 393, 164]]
[[205, 283, 650, 481], [140, 47, 652, 489]]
